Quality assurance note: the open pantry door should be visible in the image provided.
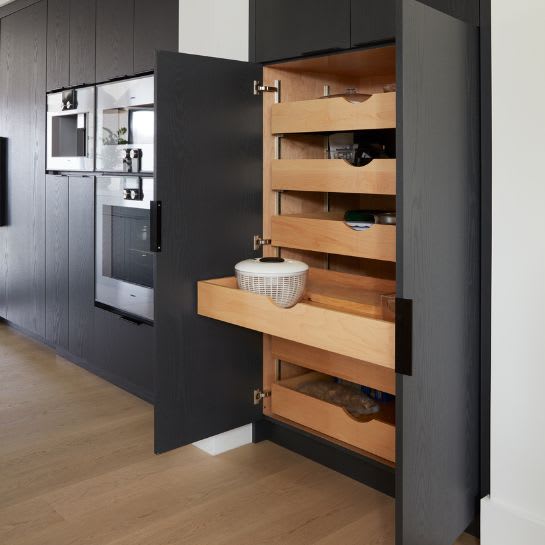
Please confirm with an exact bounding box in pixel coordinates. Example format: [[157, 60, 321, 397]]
[[154, 52, 263, 454], [396, 2, 481, 544]]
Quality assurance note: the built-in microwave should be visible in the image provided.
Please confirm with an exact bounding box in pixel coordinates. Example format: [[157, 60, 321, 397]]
[[95, 75, 154, 174], [46, 86, 95, 171], [95, 176, 155, 323]]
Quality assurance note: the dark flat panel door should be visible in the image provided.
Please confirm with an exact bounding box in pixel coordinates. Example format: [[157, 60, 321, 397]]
[[396, 1, 480, 544], [0, 2, 47, 337], [47, 0, 70, 90], [68, 176, 95, 361], [133, 0, 178, 74], [45, 175, 69, 349], [254, 0, 350, 63], [95, 0, 134, 81], [69, 0, 96, 86], [351, 0, 395, 47], [154, 52, 263, 453], [93, 307, 155, 402]]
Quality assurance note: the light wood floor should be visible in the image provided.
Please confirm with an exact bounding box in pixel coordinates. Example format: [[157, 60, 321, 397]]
[[0, 323, 478, 545]]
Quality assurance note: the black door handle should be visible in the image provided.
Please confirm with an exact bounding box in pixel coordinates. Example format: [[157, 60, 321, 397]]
[[0, 137, 7, 227], [395, 298, 413, 376], [300, 46, 344, 57], [150, 200, 162, 252]]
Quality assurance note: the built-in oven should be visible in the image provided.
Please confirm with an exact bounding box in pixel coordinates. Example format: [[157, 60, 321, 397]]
[[47, 86, 95, 171], [96, 75, 154, 174], [95, 176, 156, 323]]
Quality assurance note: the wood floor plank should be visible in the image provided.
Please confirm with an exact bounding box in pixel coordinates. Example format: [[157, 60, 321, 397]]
[[0, 323, 478, 545]]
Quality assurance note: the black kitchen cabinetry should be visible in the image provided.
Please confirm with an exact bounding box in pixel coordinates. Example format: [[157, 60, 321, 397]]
[[351, 0, 395, 47], [70, 0, 97, 86], [0, 1, 47, 336], [96, 0, 178, 81], [93, 308, 155, 402], [251, 0, 351, 63], [95, 0, 135, 82], [68, 176, 95, 362], [45, 175, 69, 350], [47, 0, 70, 91], [134, 0, 179, 74]]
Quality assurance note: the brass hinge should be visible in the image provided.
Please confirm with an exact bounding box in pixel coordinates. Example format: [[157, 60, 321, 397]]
[[253, 80, 278, 95], [254, 389, 271, 405], [253, 235, 272, 251]]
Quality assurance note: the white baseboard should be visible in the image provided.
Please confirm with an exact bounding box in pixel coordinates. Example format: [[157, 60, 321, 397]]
[[192, 424, 253, 456], [481, 496, 545, 545]]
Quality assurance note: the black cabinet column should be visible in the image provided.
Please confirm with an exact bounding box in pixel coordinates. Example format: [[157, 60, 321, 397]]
[[47, 0, 70, 91], [69, 0, 96, 86]]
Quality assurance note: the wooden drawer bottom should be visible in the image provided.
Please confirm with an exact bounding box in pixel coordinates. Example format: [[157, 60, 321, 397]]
[[271, 373, 395, 463]]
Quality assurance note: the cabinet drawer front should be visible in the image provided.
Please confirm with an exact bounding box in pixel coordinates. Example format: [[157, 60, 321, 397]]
[[271, 381, 395, 462], [271, 93, 396, 134], [272, 214, 396, 262], [271, 159, 396, 195], [198, 277, 394, 368]]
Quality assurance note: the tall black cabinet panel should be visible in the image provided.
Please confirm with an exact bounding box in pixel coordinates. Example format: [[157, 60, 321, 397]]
[[133, 0, 178, 74], [351, 0, 395, 47], [253, 0, 350, 63], [69, 0, 96, 86], [154, 52, 263, 453], [45, 175, 69, 350], [96, 0, 134, 82], [68, 176, 95, 362], [396, 1, 480, 544], [0, 2, 47, 337], [46, 0, 70, 91]]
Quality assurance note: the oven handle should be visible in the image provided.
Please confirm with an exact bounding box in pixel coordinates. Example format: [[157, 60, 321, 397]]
[[150, 200, 162, 252]]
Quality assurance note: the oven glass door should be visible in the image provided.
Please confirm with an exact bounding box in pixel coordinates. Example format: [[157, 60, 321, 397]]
[[46, 87, 95, 171], [95, 176, 154, 322], [96, 76, 154, 173]]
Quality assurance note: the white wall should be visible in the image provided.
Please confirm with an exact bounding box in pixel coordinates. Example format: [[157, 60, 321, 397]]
[[179, 0, 249, 61], [481, 1, 545, 543]]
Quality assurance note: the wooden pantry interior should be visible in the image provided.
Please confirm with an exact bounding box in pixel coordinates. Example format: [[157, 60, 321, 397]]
[[154, 3, 481, 543]]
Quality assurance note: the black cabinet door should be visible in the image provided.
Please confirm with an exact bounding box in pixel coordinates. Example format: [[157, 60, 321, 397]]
[[396, 1, 480, 544], [133, 0, 178, 74], [47, 0, 70, 90], [95, 0, 134, 81], [253, 0, 351, 63], [45, 175, 69, 350], [351, 0, 395, 47], [68, 176, 95, 362], [93, 307, 155, 402], [0, 2, 47, 337], [154, 52, 263, 453], [69, 0, 96, 86]]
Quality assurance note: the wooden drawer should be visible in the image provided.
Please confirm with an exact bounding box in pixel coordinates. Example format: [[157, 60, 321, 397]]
[[271, 93, 396, 134], [198, 271, 395, 369], [271, 372, 395, 462], [271, 212, 396, 262], [271, 159, 396, 195]]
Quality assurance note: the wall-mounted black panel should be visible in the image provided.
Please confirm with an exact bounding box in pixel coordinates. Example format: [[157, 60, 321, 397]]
[[95, 0, 134, 81], [351, 0, 395, 47], [254, 0, 351, 63], [133, 0, 178, 74], [69, 0, 96, 86], [68, 176, 95, 362], [45, 175, 69, 350], [0, 1, 47, 336], [46, 0, 70, 90]]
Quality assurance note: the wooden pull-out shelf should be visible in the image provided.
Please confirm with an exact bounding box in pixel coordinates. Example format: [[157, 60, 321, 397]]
[[271, 372, 395, 462], [271, 93, 396, 134], [271, 159, 396, 195], [198, 269, 395, 368], [271, 212, 396, 262]]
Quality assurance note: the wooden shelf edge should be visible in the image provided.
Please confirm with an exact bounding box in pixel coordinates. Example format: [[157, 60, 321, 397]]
[[271, 158, 396, 195]]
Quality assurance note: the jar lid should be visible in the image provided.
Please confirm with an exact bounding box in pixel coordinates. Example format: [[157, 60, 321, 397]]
[[235, 258, 309, 275]]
